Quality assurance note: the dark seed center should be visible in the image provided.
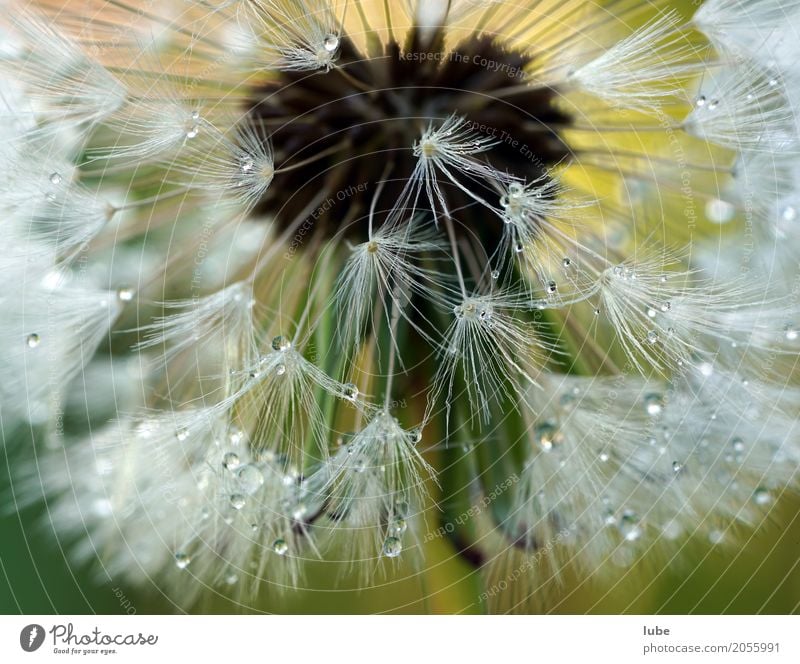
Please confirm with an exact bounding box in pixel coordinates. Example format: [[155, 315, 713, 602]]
[[246, 30, 572, 243]]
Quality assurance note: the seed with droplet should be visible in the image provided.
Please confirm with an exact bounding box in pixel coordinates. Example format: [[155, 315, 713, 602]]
[[223, 452, 240, 470], [49, 172, 62, 185], [176, 427, 190, 441], [237, 465, 264, 494], [26, 333, 41, 348], [382, 536, 402, 558], [271, 335, 291, 352], [646, 330, 659, 345], [534, 421, 563, 452], [672, 461, 683, 473], [174, 552, 191, 569], [230, 494, 246, 510], [342, 383, 359, 402], [323, 34, 340, 52], [117, 287, 135, 302], [388, 518, 407, 537], [784, 325, 798, 341], [753, 487, 772, 505], [273, 538, 288, 555], [618, 511, 642, 542], [644, 393, 664, 416]]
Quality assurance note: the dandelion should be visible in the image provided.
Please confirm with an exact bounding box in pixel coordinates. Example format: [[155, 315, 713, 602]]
[[4, 0, 800, 614]]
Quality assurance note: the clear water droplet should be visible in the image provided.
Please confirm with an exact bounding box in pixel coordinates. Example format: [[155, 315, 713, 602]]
[[275, 363, 286, 376], [49, 172, 62, 185], [782, 205, 797, 222], [753, 487, 772, 505], [644, 393, 664, 416], [237, 465, 264, 494], [230, 494, 246, 510], [272, 538, 288, 555], [784, 325, 798, 341], [409, 428, 422, 444], [25, 333, 40, 348], [546, 280, 557, 294], [323, 34, 340, 52], [223, 452, 240, 470], [534, 421, 562, 452], [562, 257, 571, 268], [491, 269, 500, 280], [514, 242, 524, 254], [382, 536, 402, 558], [271, 335, 291, 352], [342, 383, 359, 402], [618, 511, 642, 542], [646, 330, 659, 345], [672, 461, 683, 473], [388, 518, 407, 537], [117, 287, 135, 302], [176, 427, 190, 442], [224, 570, 238, 585], [174, 552, 191, 569], [186, 125, 199, 139]]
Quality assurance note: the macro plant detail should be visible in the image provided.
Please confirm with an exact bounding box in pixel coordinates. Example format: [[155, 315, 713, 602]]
[[1, 0, 800, 613]]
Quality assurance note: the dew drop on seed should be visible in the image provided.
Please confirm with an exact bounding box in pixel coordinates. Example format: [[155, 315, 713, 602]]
[[224, 571, 238, 585], [599, 452, 609, 462], [275, 363, 286, 376], [186, 125, 199, 139], [613, 265, 624, 277], [753, 487, 772, 505], [646, 330, 659, 345], [782, 205, 797, 222], [699, 361, 714, 377], [647, 307, 656, 318], [176, 427, 190, 442], [562, 257, 571, 268], [388, 518, 407, 537], [695, 95, 707, 108], [618, 511, 642, 542], [271, 335, 291, 352], [342, 383, 359, 402], [491, 269, 500, 280], [546, 281, 557, 294], [26, 333, 40, 348], [273, 538, 288, 555], [731, 437, 745, 453], [410, 428, 422, 444], [117, 287, 135, 302], [174, 552, 191, 569], [323, 34, 339, 52], [784, 325, 798, 341], [514, 242, 524, 254], [382, 536, 402, 558], [644, 393, 664, 416], [292, 502, 308, 520], [49, 172, 62, 185], [672, 461, 683, 473], [534, 421, 562, 452], [229, 428, 245, 446], [230, 494, 246, 510], [223, 452, 240, 470], [237, 465, 264, 494]]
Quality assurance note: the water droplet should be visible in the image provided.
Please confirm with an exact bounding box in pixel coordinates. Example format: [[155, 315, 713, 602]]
[[514, 242, 524, 254], [230, 494, 246, 510], [599, 452, 609, 462], [186, 125, 199, 139], [271, 335, 291, 352], [382, 536, 402, 558], [753, 487, 772, 505], [646, 330, 659, 345], [342, 383, 359, 402], [562, 257, 572, 268], [49, 172, 62, 185], [223, 452, 240, 470], [323, 34, 340, 52], [534, 421, 563, 452], [660, 302, 671, 313], [618, 511, 642, 542], [672, 461, 683, 473], [275, 363, 286, 376], [409, 428, 422, 444], [490, 269, 500, 280], [117, 287, 135, 302], [176, 427, 190, 442], [224, 571, 238, 585], [175, 552, 191, 569], [695, 95, 707, 108], [25, 333, 40, 348], [699, 361, 714, 377], [644, 393, 664, 416], [546, 280, 557, 294], [508, 182, 524, 197], [731, 437, 745, 453], [388, 518, 407, 536], [272, 538, 288, 555], [237, 465, 264, 494], [782, 205, 797, 222], [229, 428, 245, 446], [613, 265, 624, 277], [292, 502, 308, 520], [647, 307, 657, 318], [240, 156, 254, 173], [784, 325, 798, 341]]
